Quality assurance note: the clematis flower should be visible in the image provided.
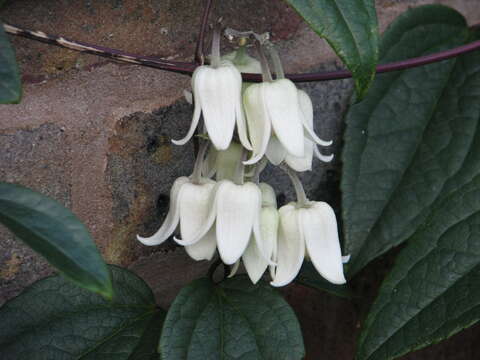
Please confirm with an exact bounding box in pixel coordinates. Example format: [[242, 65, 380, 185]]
[[136, 176, 218, 261], [174, 179, 265, 265], [230, 182, 279, 283], [283, 90, 334, 171], [137, 145, 218, 261], [270, 168, 347, 287], [243, 80, 332, 167], [172, 30, 251, 151]]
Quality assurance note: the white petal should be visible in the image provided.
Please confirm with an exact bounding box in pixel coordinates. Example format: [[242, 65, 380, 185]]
[[174, 180, 218, 246], [252, 207, 277, 267], [269, 229, 278, 280], [183, 89, 193, 105], [216, 181, 261, 265], [298, 89, 333, 147], [228, 260, 241, 278], [244, 204, 279, 283], [265, 135, 287, 165], [285, 138, 314, 172], [243, 84, 271, 165], [314, 145, 334, 163], [342, 255, 351, 264], [271, 205, 305, 287], [185, 226, 217, 261], [303, 123, 333, 147], [230, 65, 253, 151], [172, 70, 202, 146], [137, 177, 189, 245], [178, 181, 216, 236], [200, 64, 239, 150], [302, 202, 346, 284], [265, 79, 304, 157], [243, 236, 268, 284]]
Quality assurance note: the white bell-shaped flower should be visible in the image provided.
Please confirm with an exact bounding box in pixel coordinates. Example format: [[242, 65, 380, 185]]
[[136, 176, 218, 261], [172, 29, 252, 151], [173, 60, 251, 151], [174, 179, 265, 265], [284, 90, 334, 171], [137, 144, 218, 261], [230, 182, 279, 284], [272, 201, 346, 287], [270, 168, 347, 287], [243, 78, 304, 165], [266, 89, 333, 170]]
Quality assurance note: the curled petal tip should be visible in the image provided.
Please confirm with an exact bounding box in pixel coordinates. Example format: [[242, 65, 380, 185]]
[[243, 153, 263, 166], [172, 135, 193, 146], [173, 235, 198, 246], [342, 255, 351, 264], [136, 234, 164, 246], [270, 279, 289, 288], [314, 146, 334, 163]]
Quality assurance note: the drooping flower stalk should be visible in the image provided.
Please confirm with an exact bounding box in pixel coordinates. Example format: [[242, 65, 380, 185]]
[[282, 165, 308, 207], [190, 141, 209, 184], [255, 40, 273, 83], [265, 41, 285, 80], [210, 25, 221, 68]]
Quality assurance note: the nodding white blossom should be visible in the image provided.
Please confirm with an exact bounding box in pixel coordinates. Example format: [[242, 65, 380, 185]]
[[243, 80, 332, 167], [270, 169, 347, 287], [137, 34, 348, 287], [281, 90, 334, 171], [174, 180, 265, 265], [136, 176, 218, 261], [172, 29, 252, 152], [230, 182, 279, 284], [172, 60, 251, 151], [271, 201, 346, 286]]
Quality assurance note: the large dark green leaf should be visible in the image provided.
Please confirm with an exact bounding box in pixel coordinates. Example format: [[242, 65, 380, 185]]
[[296, 262, 353, 299], [0, 265, 165, 360], [357, 173, 480, 360], [0, 22, 21, 103], [283, 0, 379, 99], [0, 182, 112, 298], [160, 276, 305, 360], [342, 5, 472, 275]]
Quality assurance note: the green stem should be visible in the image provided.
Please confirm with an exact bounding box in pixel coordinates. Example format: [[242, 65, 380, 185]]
[[283, 166, 308, 207], [211, 25, 221, 68], [233, 149, 246, 185], [255, 41, 272, 82], [191, 141, 208, 183], [266, 42, 285, 79]]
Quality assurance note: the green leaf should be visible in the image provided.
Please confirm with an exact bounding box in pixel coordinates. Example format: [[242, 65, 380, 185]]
[[0, 265, 165, 360], [0, 182, 113, 298], [357, 172, 480, 360], [296, 262, 353, 299], [283, 0, 379, 99], [130, 310, 166, 360], [160, 276, 305, 360], [0, 22, 21, 103], [342, 5, 472, 275]]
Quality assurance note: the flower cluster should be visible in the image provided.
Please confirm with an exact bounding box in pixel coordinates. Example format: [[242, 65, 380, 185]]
[[137, 31, 348, 286]]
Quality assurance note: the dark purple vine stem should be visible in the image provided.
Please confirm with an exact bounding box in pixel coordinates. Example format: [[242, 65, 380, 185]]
[[3, 21, 480, 83]]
